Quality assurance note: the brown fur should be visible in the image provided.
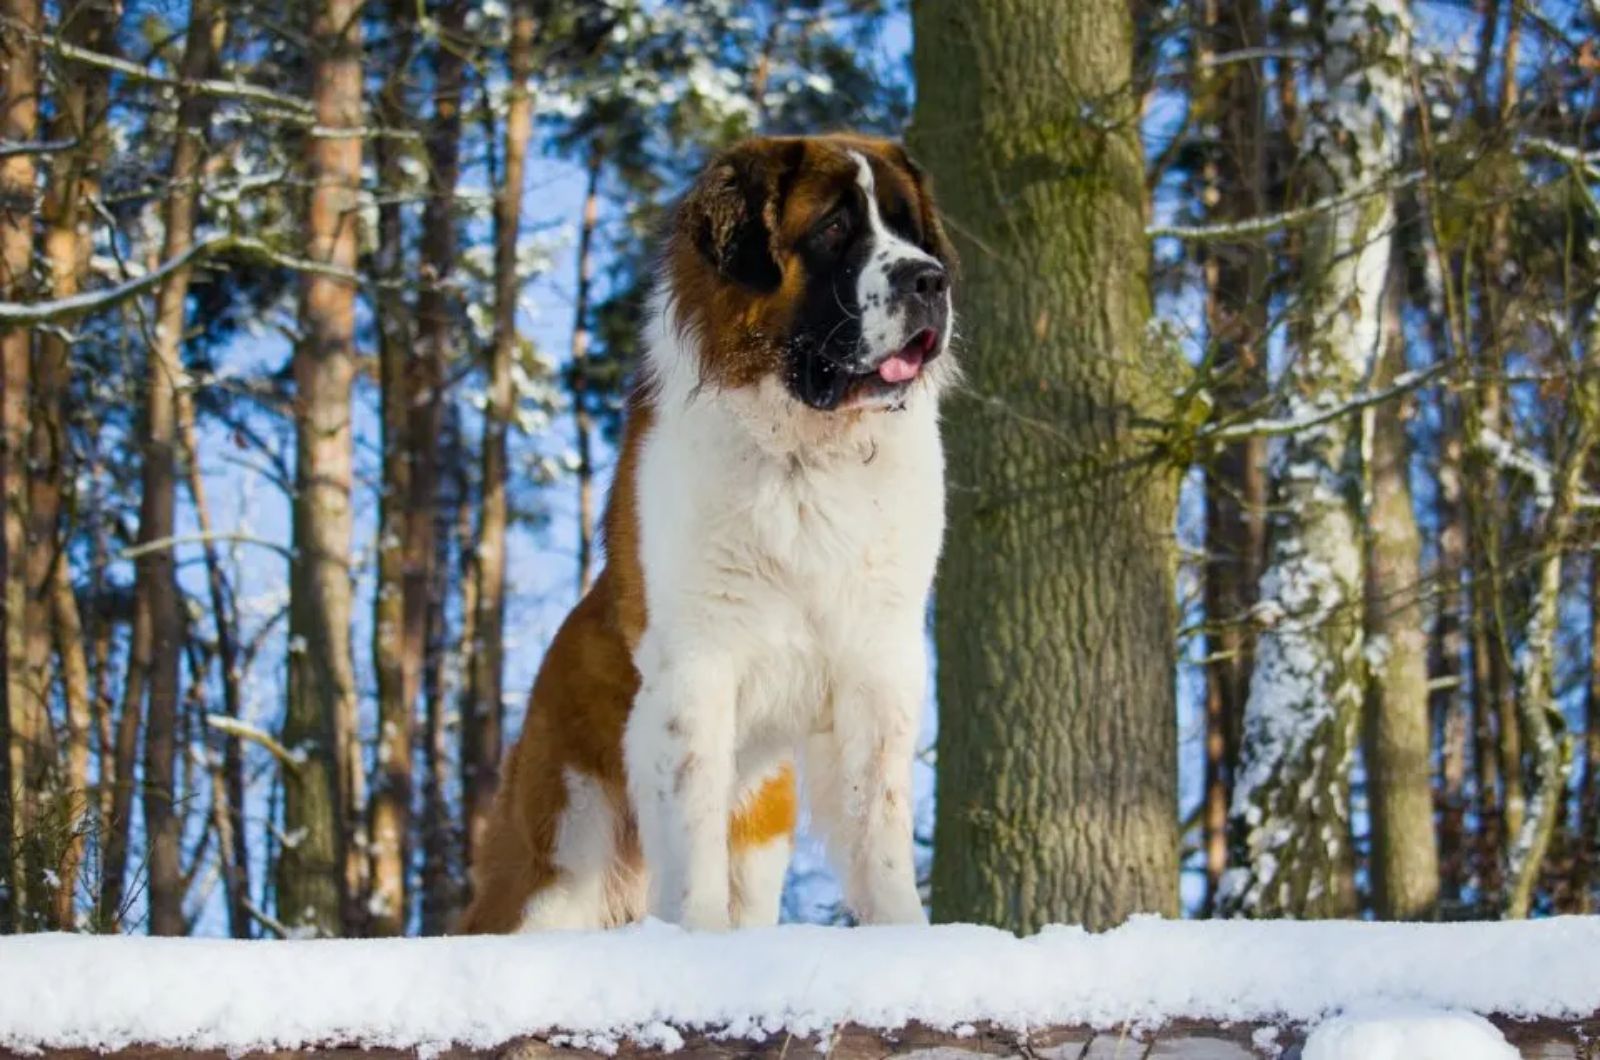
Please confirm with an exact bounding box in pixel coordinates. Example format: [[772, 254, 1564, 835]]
[[457, 135, 944, 935]]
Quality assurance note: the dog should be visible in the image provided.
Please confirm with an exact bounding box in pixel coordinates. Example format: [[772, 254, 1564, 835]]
[[458, 133, 956, 933]]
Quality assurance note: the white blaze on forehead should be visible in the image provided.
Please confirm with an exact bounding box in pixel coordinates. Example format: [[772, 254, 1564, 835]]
[[848, 150, 939, 359]]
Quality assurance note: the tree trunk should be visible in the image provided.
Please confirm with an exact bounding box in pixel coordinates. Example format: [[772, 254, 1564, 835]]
[[1362, 252, 1440, 921], [33, 0, 117, 929], [1580, 555, 1600, 913], [280, 0, 363, 938], [1501, 297, 1596, 920], [463, 0, 536, 864], [424, 408, 471, 933], [368, 0, 420, 940], [132, 0, 221, 937], [1, 0, 41, 934], [570, 145, 601, 598], [177, 387, 250, 937], [1221, 0, 1408, 919], [1194, 0, 1269, 915], [914, 0, 1180, 933]]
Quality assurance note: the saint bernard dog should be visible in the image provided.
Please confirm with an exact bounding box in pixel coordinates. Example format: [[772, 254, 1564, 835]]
[[459, 133, 956, 933]]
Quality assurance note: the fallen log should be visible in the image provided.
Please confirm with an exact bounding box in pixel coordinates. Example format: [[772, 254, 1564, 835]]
[[4, 919, 1598, 1058]]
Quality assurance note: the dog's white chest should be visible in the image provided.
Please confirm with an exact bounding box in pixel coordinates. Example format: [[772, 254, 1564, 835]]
[[633, 383, 944, 742]]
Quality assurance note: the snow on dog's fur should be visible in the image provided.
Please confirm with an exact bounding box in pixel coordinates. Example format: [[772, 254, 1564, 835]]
[[459, 134, 956, 933]]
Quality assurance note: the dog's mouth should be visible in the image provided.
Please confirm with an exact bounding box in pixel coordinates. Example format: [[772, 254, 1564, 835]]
[[837, 328, 942, 408], [875, 327, 940, 385], [793, 328, 944, 412]]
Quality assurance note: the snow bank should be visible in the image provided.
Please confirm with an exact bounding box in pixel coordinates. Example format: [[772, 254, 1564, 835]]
[[1302, 1007, 1518, 1060], [2, 916, 1598, 1054]]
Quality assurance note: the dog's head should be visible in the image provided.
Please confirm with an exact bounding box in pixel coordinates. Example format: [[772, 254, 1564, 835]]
[[660, 134, 956, 413]]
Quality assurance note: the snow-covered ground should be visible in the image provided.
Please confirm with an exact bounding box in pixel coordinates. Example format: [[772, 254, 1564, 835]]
[[2, 917, 1596, 1055]]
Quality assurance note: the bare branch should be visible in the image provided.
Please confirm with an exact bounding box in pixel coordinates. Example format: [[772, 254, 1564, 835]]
[[0, 233, 234, 324], [0, 137, 75, 158], [118, 529, 293, 562], [38, 32, 316, 116], [1147, 170, 1425, 242], [1202, 361, 1449, 443], [204, 716, 303, 773]]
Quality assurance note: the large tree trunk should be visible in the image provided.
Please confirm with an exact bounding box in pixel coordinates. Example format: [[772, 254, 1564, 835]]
[[914, 0, 1180, 933], [463, 0, 536, 865], [368, 0, 420, 940], [280, 0, 363, 938], [1194, 0, 1269, 914], [0, 0, 41, 934], [1362, 251, 1440, 921], [132, 0, 220, 937], [33, 0, 117, 929], [1221, 0, 1408, 919]]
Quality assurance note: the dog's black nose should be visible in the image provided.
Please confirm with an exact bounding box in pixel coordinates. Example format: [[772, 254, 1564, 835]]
[[889, 260, 948, 301]]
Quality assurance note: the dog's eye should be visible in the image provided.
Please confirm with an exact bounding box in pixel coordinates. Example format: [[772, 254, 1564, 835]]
[[813, 211, 851, 253]]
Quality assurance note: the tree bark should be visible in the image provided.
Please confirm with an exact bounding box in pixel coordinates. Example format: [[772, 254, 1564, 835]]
[[31, 0, 117, 929], [1580, 554, 1600, 913], [1194, 0, 1269, 914], [131, 0, 221, 937], [570, 144, 601, 598], [1362, 251, 1440, 921], [368, 0, 420, 939], [1, 0, 41, 934], [177, 386, 251, 937], [1221, 0, 1408, 919], [463, 0, 535, 864], [914, 0, 1180, 933], [280, 0, 363, 938]]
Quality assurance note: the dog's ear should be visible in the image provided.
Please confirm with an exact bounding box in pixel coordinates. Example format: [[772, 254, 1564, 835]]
[[681, 139, 804, 292], [893, 144, 958, 275]]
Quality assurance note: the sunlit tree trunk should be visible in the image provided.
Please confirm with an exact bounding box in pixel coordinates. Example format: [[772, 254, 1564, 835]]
[[464, 0, 536, 863], [1221, 0, 1408, 919], [32, 0, 118, 929], [1363, 253, 1440, 921], [368, 0, 419, 939], [280, 0, 363, 938], [915, 0, 1180, 933], [0, 0, 41, 934]]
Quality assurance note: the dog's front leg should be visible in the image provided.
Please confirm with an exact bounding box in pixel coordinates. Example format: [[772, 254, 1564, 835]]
[[817, 642, 927, 926], [625, 652, 737, 931]]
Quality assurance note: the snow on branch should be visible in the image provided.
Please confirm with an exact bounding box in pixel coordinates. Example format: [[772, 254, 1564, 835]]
[[1200, 361, 1448, 443], [0, 235, 361, 326], [2, 920, 1598, 1057], [0, 137, 76, 159], [38, 32, 316, 117], [1147, 170, 1424, 242], [0, 234, 235, 325]]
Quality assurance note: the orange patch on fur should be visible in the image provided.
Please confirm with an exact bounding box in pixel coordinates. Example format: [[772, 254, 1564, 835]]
[[729, 767, 797, 850]]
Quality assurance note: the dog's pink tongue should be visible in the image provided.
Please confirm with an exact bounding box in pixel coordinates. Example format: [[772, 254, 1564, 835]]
[[877, 350, 923, 384]]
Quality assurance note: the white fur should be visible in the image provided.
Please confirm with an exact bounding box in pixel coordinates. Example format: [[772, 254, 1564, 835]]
[[519, 769, 644, 931], [619, 291, 950, 930], [849, 150, 945, 362]]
